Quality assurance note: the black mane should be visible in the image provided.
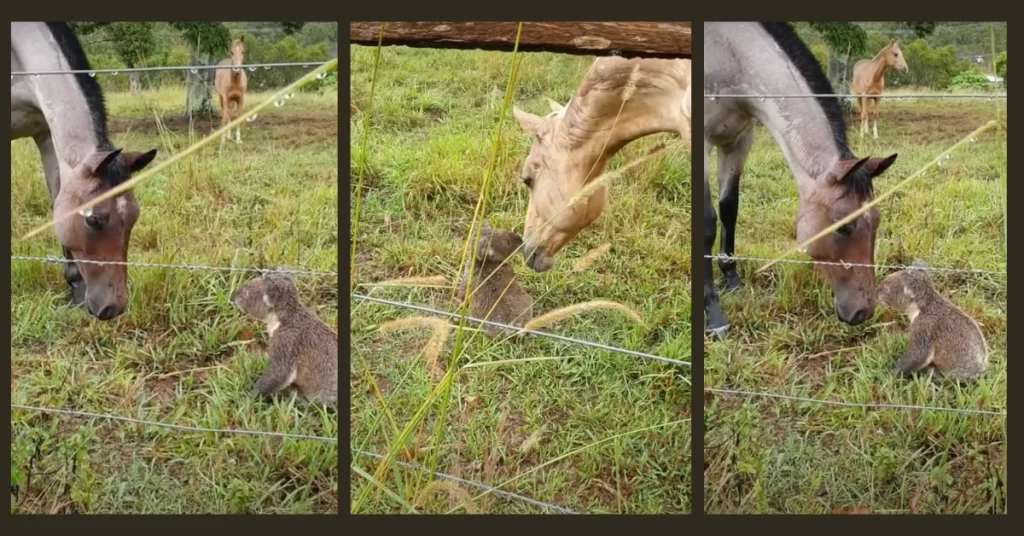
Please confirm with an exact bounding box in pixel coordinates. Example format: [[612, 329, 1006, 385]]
[[44, 23, 132, 186], [759, 23, 857, 162]]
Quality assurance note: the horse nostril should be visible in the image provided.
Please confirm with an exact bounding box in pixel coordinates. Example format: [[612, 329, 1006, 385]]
[[96, 305, 119, 320], [849, 309, 868, 325]]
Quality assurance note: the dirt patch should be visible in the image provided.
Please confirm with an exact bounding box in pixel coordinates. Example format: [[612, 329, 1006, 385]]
[[110, 113, 338, 145]]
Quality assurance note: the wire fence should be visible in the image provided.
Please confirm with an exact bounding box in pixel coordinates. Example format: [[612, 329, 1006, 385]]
[[11, 255, 338, 278], [704, 93, 1007, 99], [352, 293, 691, 368], [349, 447, 576, 514], [704, 254, 1007, 276], [11, 62, 333, 77], [11, 404, 338, 443]]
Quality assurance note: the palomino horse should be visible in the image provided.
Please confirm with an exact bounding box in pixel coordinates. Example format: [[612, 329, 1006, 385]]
[[214, 37, 248, 145], [851, 40, 909, 139], [704, 22, 899, 337], [512, 56, 692, 272], [11, 22, 158, 320]]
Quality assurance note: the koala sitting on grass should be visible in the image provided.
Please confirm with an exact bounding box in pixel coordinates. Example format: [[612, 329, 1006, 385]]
[[876, 259, 988, 381], [455, 224, 533, 336]]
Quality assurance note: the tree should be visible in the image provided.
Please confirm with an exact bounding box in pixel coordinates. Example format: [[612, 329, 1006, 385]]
[[806, 22, 867, 82], [899, 22, 936, 39], [996, 51, 1007, 88], [67, 22, 155, 92], [106, 23, 155, 92], [170, 22, 231, 117]]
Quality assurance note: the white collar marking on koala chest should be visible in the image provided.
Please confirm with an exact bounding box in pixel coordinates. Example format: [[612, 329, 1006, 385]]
[[907, 304, 920, 323], [266, 313, 281, 337]]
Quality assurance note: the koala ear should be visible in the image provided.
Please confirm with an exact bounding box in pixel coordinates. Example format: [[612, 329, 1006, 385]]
[[910, 258, 928, 269]]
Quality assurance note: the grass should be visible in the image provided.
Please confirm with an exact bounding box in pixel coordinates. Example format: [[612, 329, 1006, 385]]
[[704, 95, 1007, 514], [10, 86, 339, 513], [350, 45, 691, 514]]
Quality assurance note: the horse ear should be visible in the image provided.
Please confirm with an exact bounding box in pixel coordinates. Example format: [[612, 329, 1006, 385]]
[[84, 148, 123, 176], [124, 149, 158, 173], [546, 98, 565, 114], [863, 153, 898, 178], [513, 106, 542, 134], [831, 157, 870, 183]]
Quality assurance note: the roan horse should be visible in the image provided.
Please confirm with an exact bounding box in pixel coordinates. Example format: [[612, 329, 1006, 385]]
[[11, 22, 158, 320], [512, 56, 692, 273], [214, 37, 248, 145], [851, 40, 909, 139], [704, 22, 899, 337]]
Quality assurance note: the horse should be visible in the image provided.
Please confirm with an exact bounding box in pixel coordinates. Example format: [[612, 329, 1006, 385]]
[[11, 22, 158, 320], [214, 37, 248, 145], [703, 22, 899, 338], [851, 40, 909, 139], [512, 56, 692, 273]]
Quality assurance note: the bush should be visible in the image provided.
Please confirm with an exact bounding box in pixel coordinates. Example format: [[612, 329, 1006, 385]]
[[995, 51, 1007, 88], [950, 69, 992, 90], [874, 37, 968, 90]]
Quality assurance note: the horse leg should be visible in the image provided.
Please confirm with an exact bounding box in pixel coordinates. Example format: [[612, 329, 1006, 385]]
[[235, 95, 244, 144], [716, 130, 752, 292], [858, 97, 868, 137], [218, 93, 229, 146], [704, 140, 728, 338], [872, 98, 880, 139], [33, 132, 85, 306]]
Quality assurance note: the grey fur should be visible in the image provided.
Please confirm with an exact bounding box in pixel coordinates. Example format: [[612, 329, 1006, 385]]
[[456, 225, 534, 336], [231, 271, 338, 406], [877, 259, 988, 380]]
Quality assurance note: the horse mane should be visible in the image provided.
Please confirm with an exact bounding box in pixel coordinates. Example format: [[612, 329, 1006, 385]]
[[759, 23, 856, 163], [872, 41, 895, 60], [45, 23, 130, 186]]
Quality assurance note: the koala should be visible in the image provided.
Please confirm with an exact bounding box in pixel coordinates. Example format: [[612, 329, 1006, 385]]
[[877, 259, 988, 380], [455, 224, 533, 336], [231, 270, 338, 406]]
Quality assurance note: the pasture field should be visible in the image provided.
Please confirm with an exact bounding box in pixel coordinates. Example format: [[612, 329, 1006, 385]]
[[704, 91, 1007, 514], [350, 46, 691, 513], [11, 86, 339, 513]]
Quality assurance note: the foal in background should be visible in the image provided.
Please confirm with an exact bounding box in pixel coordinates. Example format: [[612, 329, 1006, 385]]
[[851, 40, 909, 139], [215, 37, 248, 145]]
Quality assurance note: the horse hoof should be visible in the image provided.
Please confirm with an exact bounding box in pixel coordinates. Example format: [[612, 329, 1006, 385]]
[[723, 273, 743, 292], [705, 324, 729, 340]]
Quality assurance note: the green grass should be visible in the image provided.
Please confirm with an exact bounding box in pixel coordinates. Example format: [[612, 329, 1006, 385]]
[[10, 86, 339, 513], [350, 45, 691, 514], [704, 96, 1007, 514]]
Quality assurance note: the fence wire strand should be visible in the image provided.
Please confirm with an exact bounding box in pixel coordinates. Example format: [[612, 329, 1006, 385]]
[[704, 255, 1006, 276], [352, 293, 691, 368], [11, 404, 338, 443], [705, 93, 1007, 100], [11, 62, 332, 77], [11, 255, 337, 277], [706, 388, 1006, 417], [349, 447, 577, 514]]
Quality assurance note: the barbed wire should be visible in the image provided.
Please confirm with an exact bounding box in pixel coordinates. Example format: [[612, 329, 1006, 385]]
[[11, 255, 338, 277], [705, 93, 1007, 100], [704, 255, 1006, 276], [706, 387, 1006, 416], [11, 62, 332, 77], [349, 447, 576, 514], [352, 294, 691, 368], [11, 403, 338, 442]]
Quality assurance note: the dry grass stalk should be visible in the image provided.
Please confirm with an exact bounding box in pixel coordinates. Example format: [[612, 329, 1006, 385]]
[[379, 316, 452, 382], [523, 300, 647, 332], [413, 480, 479, 514], [369, 275, 447, 287], [572, 243, 612, 272]]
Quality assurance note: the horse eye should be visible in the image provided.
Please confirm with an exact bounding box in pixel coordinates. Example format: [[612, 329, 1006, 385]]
[[85, 214, 104, 230], [836, 224, 853, 237]]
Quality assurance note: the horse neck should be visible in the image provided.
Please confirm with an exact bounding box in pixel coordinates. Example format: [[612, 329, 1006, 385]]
[[559, 60, 688, 178], [747, 96, 848, 198], [868, 49, 892, 83], [12, 25, 109, 173]]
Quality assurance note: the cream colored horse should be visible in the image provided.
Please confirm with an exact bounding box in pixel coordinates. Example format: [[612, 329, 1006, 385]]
[[513, 57, 691, 272], [851, 40, 909, 139], [214, 38, 248, 145]]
